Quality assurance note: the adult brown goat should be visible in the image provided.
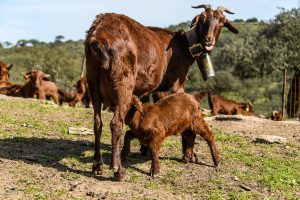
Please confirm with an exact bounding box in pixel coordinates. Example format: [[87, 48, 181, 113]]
[[121, 92, 220, 177], [85, 5, 238, 180], [0, 60, 13, 87], [208, 92, 254, 116]]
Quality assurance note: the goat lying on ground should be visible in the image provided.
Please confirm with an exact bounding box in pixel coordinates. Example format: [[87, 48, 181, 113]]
[[208, 92, 254, 116], [0, 70, 73, 105], [121, 92, 220, 177], [22, 70, 61, 104], [265, 111, 284, 121]]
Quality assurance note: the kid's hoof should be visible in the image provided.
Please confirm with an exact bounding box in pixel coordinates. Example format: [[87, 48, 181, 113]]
[[150, 168, 160, 178], [92, 163, 103, 175]]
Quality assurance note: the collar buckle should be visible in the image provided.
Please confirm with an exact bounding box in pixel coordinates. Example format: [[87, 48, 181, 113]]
[[188, 43, 203, 59]]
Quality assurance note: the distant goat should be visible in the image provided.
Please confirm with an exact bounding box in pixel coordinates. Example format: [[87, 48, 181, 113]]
[[265, 111, 284, 121], [0, 60, 13, 87], [121, 92, 220, 177], [208, 92, 254, 116]]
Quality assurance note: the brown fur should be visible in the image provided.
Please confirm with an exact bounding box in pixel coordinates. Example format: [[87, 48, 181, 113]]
[[266, 111, 284, 121], [0, 61, 13, 87], [57, 89, 75, 106], [85, 9, 238, 180], [208, 93, 254, 116], [121, 92, 220, 177], [69, 77, 90, 108]]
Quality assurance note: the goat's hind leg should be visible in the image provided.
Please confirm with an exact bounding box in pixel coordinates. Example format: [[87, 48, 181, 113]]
[[192, 116, 220, 166]]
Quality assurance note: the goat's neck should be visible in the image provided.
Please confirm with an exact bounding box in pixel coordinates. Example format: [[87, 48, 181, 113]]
[[174, 30, 196, 72], [125, 108, 142, 131]]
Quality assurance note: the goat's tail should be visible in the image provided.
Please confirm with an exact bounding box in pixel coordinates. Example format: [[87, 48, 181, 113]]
[[194, 90, 209, 102], [86, 40, 110, 69]]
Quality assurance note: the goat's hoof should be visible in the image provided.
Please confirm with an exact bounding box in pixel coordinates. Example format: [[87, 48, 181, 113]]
[[181, 156, 189, 164], [190, 154, 198, 163], [114, 168, 126, 181], [213, 156, 221, 167], [150, 168, 160, 178], [92, 164, 103, 175]]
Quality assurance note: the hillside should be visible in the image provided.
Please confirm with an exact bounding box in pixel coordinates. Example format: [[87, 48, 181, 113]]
[[0, 96, 299, 199]]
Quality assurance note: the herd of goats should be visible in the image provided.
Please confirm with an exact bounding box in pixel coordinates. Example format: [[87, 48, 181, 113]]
[[0, 5, 284, 181], [0, 61, 90, 107]]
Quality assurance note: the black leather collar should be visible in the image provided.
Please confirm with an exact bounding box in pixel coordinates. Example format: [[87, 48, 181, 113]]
[[185, 27, 204, 59]]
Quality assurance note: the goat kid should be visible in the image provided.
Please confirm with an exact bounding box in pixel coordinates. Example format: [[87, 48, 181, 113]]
[[121, 92, 220, 177]]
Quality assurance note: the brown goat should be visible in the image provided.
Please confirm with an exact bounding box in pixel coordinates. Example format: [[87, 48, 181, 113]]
[[85, 5, 238, 180], [21, 70, 60, 104], [265, 111, 284, 121], [0, 60, 13, 87], [121, 92, 220, 177], [208, 92, 254, 116], [69, 77, 90, 108]]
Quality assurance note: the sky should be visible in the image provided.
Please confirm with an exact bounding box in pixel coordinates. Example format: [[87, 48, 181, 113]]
[[0, 0, 298, 43]]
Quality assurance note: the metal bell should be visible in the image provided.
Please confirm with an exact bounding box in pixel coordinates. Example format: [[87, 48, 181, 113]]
[[197, 53, 215, 80]]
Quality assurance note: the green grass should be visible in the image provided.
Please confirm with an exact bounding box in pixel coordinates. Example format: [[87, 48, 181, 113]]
[[0, 96, 299, 199]]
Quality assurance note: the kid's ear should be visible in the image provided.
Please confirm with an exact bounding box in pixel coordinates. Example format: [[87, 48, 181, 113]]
[[131, 96, 143, 113]]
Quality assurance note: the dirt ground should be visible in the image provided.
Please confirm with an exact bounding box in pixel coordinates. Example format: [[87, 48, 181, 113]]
[[206, 115, 300, 141], [0, 96, 299, 199]]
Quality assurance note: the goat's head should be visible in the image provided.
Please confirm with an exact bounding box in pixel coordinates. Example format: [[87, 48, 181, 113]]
[[272, 111, 283, 121], [191, 4, 239, 53], [0, 62, 13, 82], [125, 96, 144, 125], [23, 70, 50, 90]]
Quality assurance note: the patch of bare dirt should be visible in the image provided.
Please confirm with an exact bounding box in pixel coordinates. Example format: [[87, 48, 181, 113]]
[[205, 115, 300, 141]]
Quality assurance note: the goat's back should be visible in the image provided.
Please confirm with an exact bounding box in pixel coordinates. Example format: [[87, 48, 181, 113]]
[[140, 93, 200, 135], [85, 13, 174, 108]]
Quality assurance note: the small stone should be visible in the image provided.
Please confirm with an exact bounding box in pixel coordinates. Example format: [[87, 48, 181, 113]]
[[240, 184, 251, 191], [285, 146, 290, 149], [68, 127, 93, 135], [233, 176, 239, 181], [255, 135, 287, 144]]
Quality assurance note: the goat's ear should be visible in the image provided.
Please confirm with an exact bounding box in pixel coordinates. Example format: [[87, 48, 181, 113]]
[[131, 96, 143, 113], [7, 64, 13, 70], [22, 72, 30, 80], [190, 15, 200, 28], [224, 19, 239, 34]]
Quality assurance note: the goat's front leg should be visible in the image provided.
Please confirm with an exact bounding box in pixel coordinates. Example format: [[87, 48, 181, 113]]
[[121, 130, 136, 161], [148, 137, 163, 177], [36, 92, 46, 100], [181, 130, 197, 163]]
